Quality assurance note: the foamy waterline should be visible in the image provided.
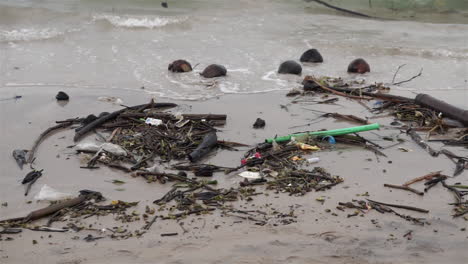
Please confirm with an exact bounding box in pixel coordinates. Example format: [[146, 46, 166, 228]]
[[93, 14, 187, 29], [0, 28, 64, 42]]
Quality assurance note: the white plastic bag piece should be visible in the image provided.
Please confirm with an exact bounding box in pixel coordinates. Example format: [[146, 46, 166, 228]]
[[98, 96, 124, 105], [307, 157, 320, 164], [75, 141, 101, 152], [145, 118, 163, 126], [238, 171, 261, 179], [100, 143, 127, 156], [34, 185, 73, 201]]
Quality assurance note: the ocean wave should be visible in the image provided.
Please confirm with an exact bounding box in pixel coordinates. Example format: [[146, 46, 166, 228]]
[[93, 14, 187, 29], [0, 28, 65, 42]]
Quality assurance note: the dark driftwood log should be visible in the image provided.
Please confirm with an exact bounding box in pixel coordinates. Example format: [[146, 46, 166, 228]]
[[73, 102, 177, 142], [415, 94, 468, 126]]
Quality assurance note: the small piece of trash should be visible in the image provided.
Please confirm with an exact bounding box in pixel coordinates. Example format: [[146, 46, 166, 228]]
[[145, 118, 163, 126], [98, 96, 123, 105], [238, 171, 261, 179], [398, 147, 412, 152], [34, 185, 73, 201]]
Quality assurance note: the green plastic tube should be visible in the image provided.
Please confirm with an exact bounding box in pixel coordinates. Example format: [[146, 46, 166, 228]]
[[265, 123, 380, 143]]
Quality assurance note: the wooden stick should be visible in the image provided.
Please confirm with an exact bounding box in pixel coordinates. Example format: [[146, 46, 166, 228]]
[[306, 0, 380, 19], [309, 76, 373, 100], [403, 171, 441, 187], [384, 184, 424, 196], [28, 122, 73, 163], [366, 199, 429, 213]]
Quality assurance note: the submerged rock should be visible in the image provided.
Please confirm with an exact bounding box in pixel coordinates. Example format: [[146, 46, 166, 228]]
[[278, 60, 302, 75], [347, 58, 370, 74], [168, 60, 192, 73], [300, 49, 323, 63], [56, 91, 69, 101], [200, 64, 227, 78]]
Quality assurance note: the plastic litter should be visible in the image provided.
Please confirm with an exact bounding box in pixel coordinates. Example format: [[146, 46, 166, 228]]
[[12, 149, 28, 169], [145, 118, 163, 126], [265, 123, 380, 143], [76, 142, 126, 156], [98, 96, 124, 105], [307, 157, 320, 164], [323, 136, 336, 144], [75, 141, 101, 152], [34, 185, 73, 201], [241, 152, 262, 165], [100, 143, 127, 156], [238, 171, 262, 179], [296, 143, 320, 151]]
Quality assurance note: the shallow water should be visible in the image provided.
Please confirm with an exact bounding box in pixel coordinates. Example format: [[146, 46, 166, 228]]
[[0, 0, 467, 102]]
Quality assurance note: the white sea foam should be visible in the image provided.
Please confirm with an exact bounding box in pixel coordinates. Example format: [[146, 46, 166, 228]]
[[93, 14, 187, 29], [0, 28, 65, 42]]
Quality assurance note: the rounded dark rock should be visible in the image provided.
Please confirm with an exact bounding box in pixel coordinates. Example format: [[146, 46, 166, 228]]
[[168, 60, 192, 73], [55, 91, 69, 101], [347, 58, 370, 74], [300, 49, 323, 63], [200, 64, 227, 78], [278, 60, 302, 75]]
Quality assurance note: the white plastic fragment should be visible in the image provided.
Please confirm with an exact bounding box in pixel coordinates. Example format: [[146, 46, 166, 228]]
[[98, 96, 124, 105], [100, 143, 127, 156], [307, 157, 320, 164], [75, 141, 101, 152], [34, 185, 73, 201], [238, 171, 261, 179], [145, 118, 163, 126]]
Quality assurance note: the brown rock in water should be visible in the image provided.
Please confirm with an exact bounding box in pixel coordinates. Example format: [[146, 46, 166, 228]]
[[347, 58, 370, 74], [200, 64, 227, 78], [168, 60, 192, 73], [300, 49, 323, 63], [278, 60, 302, 75]]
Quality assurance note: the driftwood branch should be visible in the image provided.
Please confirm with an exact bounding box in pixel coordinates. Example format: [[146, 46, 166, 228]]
[[28, 122, 74, 163], [366, 199, 429, 213], [306, 0, 380, 19], [384, 184, 424, 196]]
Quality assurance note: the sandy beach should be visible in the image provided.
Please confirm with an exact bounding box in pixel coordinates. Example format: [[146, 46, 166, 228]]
[[1, 0, 468, 263], [1, 86, 467, 264]]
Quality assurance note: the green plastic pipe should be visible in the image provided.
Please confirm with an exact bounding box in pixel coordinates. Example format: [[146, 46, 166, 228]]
[[265, 123, 380, 143]]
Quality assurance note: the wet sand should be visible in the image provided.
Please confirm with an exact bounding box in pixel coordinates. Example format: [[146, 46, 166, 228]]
[[1, 86, 467, 263]]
